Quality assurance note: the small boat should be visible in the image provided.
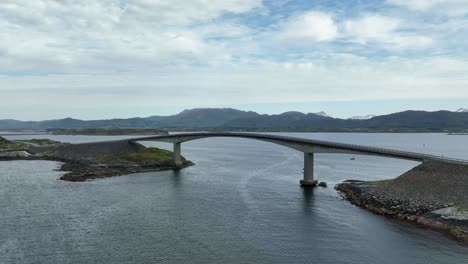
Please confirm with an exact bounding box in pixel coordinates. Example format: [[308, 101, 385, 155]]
[[350, 157, 356, 160]]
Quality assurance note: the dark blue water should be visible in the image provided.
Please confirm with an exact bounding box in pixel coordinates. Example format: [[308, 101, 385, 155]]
[[1, 133, 468, 264]]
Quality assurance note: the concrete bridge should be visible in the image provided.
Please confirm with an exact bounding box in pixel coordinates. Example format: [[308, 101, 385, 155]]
[[129, 132, 468, 186]]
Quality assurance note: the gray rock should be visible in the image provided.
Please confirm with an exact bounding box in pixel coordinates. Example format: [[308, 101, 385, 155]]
[[318, 182, 327, 187]]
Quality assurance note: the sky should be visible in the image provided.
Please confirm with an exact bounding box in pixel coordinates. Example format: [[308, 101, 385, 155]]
[[1, 0, 468, 120]]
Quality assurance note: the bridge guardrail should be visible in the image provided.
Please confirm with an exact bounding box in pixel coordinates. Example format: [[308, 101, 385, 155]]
[[129, 132, 468, 165]]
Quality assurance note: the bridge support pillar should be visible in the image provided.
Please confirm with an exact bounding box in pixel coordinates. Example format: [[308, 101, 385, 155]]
[[300, 152, 317, 187], [173, 142, 183, 167]]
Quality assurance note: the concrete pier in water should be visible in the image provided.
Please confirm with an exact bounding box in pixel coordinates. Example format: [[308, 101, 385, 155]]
[[300, 152, 317, 186], [173, 142, 183, 166]]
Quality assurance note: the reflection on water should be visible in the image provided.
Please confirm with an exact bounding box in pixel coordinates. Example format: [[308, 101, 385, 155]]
[[301, 187, 316, 214], [1, 133, 468, 264]]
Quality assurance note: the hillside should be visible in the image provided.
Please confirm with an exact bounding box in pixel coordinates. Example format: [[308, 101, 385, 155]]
[[223, 110, 468, 132], [1, 108, 468, 132]]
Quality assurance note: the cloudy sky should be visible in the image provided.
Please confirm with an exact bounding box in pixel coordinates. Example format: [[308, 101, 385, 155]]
[[1, 0, 468, 120]]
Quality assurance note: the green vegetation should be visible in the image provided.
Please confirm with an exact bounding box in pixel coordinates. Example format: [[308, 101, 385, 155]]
[[0, 137, 28, 150], [15, 139, 60, 146], [1, 137, 59, 150], [48, 128, 168, 136], [97, 147, 173, 164], [459, 207, 468, 214], [375, 179, 392, 184]]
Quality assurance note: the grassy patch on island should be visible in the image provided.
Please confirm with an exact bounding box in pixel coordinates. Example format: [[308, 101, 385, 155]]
[[97, 147, 173, 164], [15, 139, 61, 146], [0, 137, 29, 150]]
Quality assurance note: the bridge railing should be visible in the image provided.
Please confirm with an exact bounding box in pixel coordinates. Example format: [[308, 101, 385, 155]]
[[129, 132, 468, 165]]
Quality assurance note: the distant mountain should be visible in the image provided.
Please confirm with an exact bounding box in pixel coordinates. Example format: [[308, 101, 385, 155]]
[[0, 119, 29, 127], [1, 108, 468, 132], [314, 111, 329, 117], [352, 110, 468, 131], [456, 108, 468, 113], [221, 110, 468, 132], [0, 119, 38, 129], [224, 111, 343, 129], [349, 115, 376, 120], [0, 108, 260, 130], [157, 108, 260, 128]]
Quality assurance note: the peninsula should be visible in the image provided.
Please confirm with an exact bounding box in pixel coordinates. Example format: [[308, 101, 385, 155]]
[[336, 161, 468, 243], [0, 136, 192, 181]]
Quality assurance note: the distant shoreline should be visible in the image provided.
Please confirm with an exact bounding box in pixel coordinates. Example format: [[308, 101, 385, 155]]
[[1, 108, 468, 133], [2, 129, 468, 134]]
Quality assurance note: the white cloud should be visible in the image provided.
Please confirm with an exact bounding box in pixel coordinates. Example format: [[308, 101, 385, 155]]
[[387, 0, 468, 16], [2, 55, 468, 119], [388, 0, 444, 11], [344, 15, 433, 49], [124, 0, 263, 25], [276, 11, 338, 42], [0, 0, 263, 26], [0, 0, 262, 73], [194, 23, 252, 38], [0, 1, 467, 119]]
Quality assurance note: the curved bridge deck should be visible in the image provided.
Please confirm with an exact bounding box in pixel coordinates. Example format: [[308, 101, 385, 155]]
[[128, 132, 468, 186], [130, 132, 467, 164]]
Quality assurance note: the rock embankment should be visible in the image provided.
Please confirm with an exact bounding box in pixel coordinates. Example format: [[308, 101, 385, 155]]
[[0, 137, 193, 181], [59, 159, 192, 182], [336, 161, 468, 243]]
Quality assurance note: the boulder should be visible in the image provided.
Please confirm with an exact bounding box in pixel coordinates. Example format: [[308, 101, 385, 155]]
[[318, 181, 327, 187]]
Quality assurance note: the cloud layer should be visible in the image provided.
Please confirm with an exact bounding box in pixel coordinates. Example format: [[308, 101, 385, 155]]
[[387, 0, 468, 16], [1, 0, 468, 119]]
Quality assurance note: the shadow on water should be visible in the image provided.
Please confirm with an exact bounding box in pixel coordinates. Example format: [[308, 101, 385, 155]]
[[169, 169, 183, 188], [300, 187, 316, 214]]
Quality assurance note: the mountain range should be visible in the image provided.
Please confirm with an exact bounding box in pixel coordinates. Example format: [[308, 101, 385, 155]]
[[1, 108, 468, 132]]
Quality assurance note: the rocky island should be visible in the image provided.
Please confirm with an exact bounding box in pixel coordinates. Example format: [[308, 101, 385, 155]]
[[336, 161, 468, 243], [0, 136, 192, 181]]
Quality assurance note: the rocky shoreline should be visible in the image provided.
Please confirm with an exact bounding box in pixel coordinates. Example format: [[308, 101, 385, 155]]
[[0, 136, 193, 182], [336, 161, 468, 243], [58, 159, 193, 182]]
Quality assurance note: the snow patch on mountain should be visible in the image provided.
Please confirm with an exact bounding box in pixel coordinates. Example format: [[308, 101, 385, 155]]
[[349, 115, 376, 120], [314, 111, 329, 117]]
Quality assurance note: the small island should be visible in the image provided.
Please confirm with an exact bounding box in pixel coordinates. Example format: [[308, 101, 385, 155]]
[[336, 161, 468, 243], [0, 136, 192, 181]]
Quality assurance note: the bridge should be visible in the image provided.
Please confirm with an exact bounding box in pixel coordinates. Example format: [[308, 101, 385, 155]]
[[129, 132, 468, 186]]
